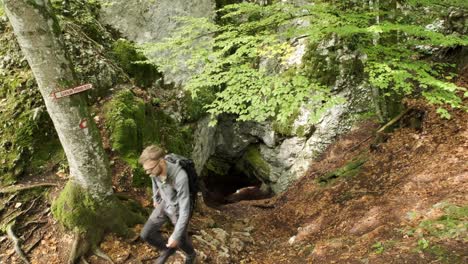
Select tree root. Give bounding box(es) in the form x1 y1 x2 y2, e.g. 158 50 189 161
80 256 90 264
68 231 115 264
68 232 90 264
25 232 44 254
6 222 30 264
93 247 115 264
0 183 58 194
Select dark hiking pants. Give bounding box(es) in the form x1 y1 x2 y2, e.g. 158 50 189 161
140 203 195 262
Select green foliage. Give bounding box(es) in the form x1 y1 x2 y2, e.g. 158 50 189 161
111 39 161 87
0 23 63 185
418 204 467 240
371 241 385 254
404 203 467 262
143 1 467 124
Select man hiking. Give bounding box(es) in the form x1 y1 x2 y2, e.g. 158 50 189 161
139 145 197 264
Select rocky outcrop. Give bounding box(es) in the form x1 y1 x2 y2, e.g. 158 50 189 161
99 0 215 85
192 36 373 194
99 1 373 194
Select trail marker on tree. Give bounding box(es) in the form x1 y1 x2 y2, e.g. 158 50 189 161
50 83 93 99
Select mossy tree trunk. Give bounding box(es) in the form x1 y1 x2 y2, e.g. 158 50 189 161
2 0 110 196
2 0 143 262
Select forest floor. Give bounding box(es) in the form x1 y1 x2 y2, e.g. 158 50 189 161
1 97 467 263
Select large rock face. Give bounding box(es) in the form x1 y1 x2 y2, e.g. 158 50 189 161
99 0 215 85
193 37 373 194
100 0 215 43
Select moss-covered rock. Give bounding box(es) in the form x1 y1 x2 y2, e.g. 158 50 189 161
204 157 232 177
52 181 145 244
236 145 270 182
104 89 193 186
110 39 161 87
104 90 145 156
272 110 299 137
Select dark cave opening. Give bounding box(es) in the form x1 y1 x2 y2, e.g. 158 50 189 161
201 164 264 206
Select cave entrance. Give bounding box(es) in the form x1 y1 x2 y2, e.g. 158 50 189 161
201 157 265 206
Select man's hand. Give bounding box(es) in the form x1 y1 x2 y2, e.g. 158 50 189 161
153 201 159 208
166 237 178 248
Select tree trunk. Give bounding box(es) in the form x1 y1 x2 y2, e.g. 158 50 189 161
2 0 111 196
2 1 144 262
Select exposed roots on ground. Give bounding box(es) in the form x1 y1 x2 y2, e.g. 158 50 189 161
68 232 90 264
0 183 58 194
6 222 30 264
68 231 116 264
92 247 115 264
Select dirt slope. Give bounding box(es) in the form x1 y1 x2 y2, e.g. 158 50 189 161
224 101 468 263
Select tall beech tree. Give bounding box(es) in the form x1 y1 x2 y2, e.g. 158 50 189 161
2 0 142 262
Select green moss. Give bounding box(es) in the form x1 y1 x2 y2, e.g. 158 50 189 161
422 244 464 264
302 39 364 88
180 91 208 122
272 110 300 136
236 146 270 180
296 125 306 137
111 39 161 87
204 158 231 176
52 181 145 244
0 18 65 185
104 90 145 156
104 89 193 187
50 0 103 41
318 156 367 185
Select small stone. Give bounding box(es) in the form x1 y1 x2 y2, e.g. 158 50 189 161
211 228 228 244
229 237 244 253
14 202 22 208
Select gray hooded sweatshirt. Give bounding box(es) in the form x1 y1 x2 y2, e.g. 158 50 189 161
150 160 190 242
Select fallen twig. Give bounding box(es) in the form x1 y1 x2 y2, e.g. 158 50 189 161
377 108 412 134
21 221 46 243
346 135 374 152
0 183 58 194
21 220 48 230
25 232 44 254
6 222 30 264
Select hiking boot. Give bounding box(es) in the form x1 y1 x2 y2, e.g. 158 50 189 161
185 252 197 264
155 248 176 264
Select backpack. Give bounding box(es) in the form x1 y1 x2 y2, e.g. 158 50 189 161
165 153 198 217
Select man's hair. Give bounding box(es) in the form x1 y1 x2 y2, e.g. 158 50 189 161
138 145 166 165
